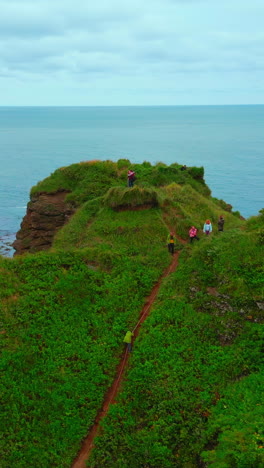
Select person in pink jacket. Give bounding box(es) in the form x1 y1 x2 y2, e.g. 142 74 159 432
189 226 199 243
127 170 136 187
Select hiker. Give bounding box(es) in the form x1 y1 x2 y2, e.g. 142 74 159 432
218 215 225 232
180 165 187 171
127 170 136 187
167 232 175 255
123 330 134 352
203 219 212 235
189 226 199 243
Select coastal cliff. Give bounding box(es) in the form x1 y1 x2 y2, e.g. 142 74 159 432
13 190 75 255
12 159 211 256
1 160 263 468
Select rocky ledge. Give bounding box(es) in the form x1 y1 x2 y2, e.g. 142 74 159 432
13 190 75 255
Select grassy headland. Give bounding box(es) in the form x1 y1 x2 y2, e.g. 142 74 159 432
1 160 263 468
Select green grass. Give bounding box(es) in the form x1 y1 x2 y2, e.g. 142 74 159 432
30 160 211 208
104 186 159 209
202 372 264 468
158 183 243 241
87 218 264 468
1 159 263 468
1 206 172 467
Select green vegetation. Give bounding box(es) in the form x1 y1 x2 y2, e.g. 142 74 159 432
104 186 159 210
88 224 264 468
1 209 169 468
31 159 210 206
1 160 263 467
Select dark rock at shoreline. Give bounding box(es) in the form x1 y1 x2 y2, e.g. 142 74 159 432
13 190 75 255
0 233 15 258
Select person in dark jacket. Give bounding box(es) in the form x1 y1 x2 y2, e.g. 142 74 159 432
218 215 225 232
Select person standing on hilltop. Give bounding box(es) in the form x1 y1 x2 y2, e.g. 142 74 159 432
189 226 199 243
167 232 175 255
203 220 212 235
218 215 225 232
127 170 136 187
123 330 134 352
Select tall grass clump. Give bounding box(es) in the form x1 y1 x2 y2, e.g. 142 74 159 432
104 186 159 209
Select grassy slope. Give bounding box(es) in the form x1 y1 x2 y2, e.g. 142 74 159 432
1 160 262 468
88 220 264 468
0 207 170 468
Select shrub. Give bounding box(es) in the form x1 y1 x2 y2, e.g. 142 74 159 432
117 159 131 169
246 209 264 232
142 161 152 168
187 166 204 180
257 229 264 246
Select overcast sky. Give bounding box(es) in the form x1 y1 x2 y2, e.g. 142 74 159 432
1 0 264 106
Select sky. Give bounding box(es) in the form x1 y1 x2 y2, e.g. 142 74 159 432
1 0 264 106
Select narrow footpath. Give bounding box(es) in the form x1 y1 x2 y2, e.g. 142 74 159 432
71 251 181 468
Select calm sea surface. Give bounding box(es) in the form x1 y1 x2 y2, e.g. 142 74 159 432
0 105 263 256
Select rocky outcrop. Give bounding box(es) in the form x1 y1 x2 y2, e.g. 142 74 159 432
13 190 75 255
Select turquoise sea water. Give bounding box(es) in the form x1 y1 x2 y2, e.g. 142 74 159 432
0 105 263 256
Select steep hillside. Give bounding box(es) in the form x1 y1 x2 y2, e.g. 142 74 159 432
13 159 217 254
1 160 263 468
88 222 264 468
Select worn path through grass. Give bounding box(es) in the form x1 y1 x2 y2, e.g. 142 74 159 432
71 249 182 468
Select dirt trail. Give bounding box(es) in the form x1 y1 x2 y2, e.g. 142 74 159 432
71 251 180 468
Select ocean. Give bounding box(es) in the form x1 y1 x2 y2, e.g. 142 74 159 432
0 105 263 257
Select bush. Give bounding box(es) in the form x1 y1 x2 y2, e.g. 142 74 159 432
117 159 131 169
257 229 264 246
187 166 204 180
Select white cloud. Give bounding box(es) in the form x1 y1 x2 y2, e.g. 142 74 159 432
0 0 264 104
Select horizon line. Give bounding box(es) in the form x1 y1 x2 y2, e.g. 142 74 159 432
0 103 264 108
